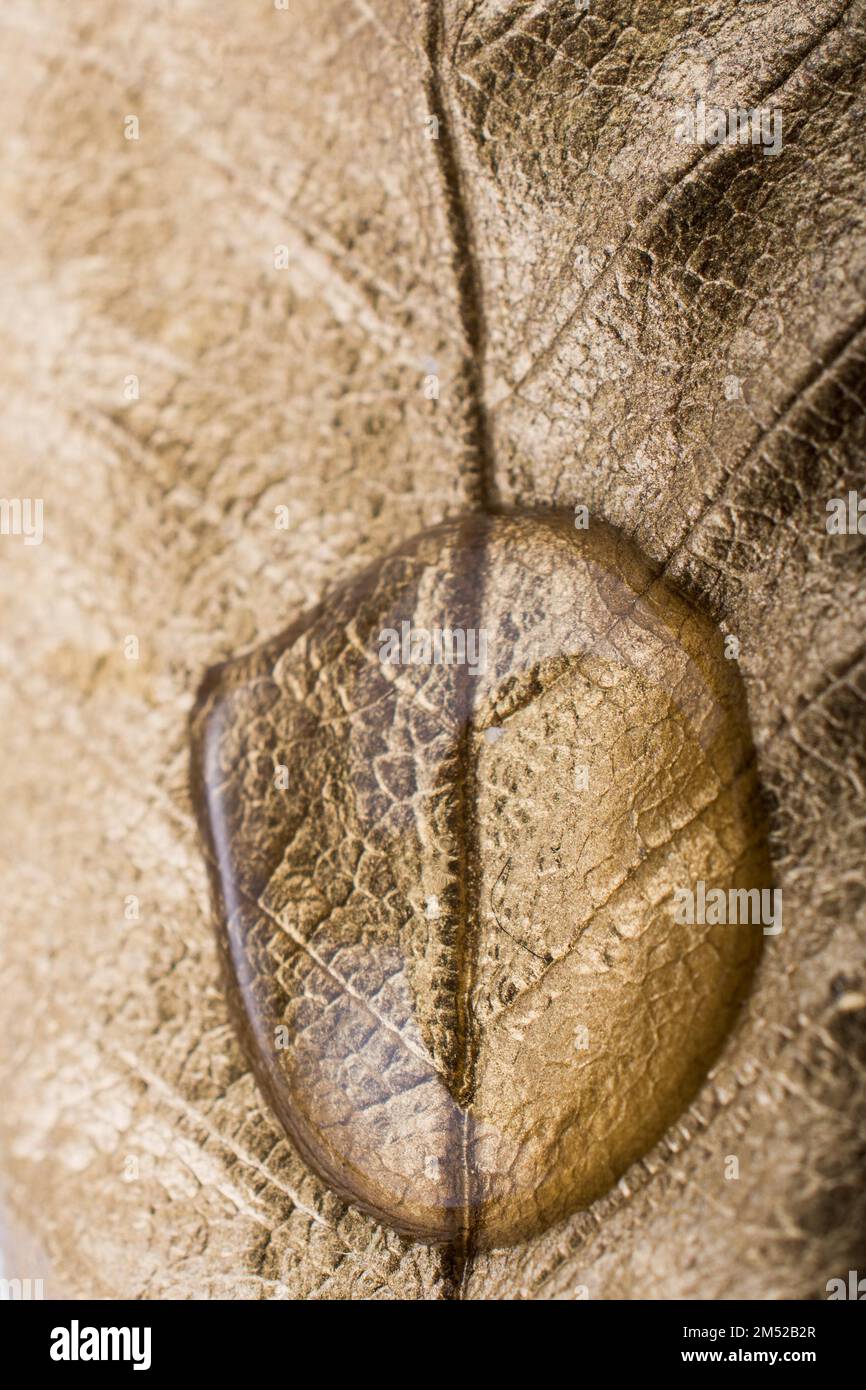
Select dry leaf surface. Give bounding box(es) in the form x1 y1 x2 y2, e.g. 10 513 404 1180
0 0 865 1299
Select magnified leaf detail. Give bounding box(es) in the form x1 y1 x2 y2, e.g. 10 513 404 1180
191 512 771 1253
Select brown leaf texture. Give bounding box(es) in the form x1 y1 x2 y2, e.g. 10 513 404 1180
0 0 865 1299
191 512 768 1259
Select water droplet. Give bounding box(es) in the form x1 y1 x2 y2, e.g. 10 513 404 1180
191 514 770 1248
